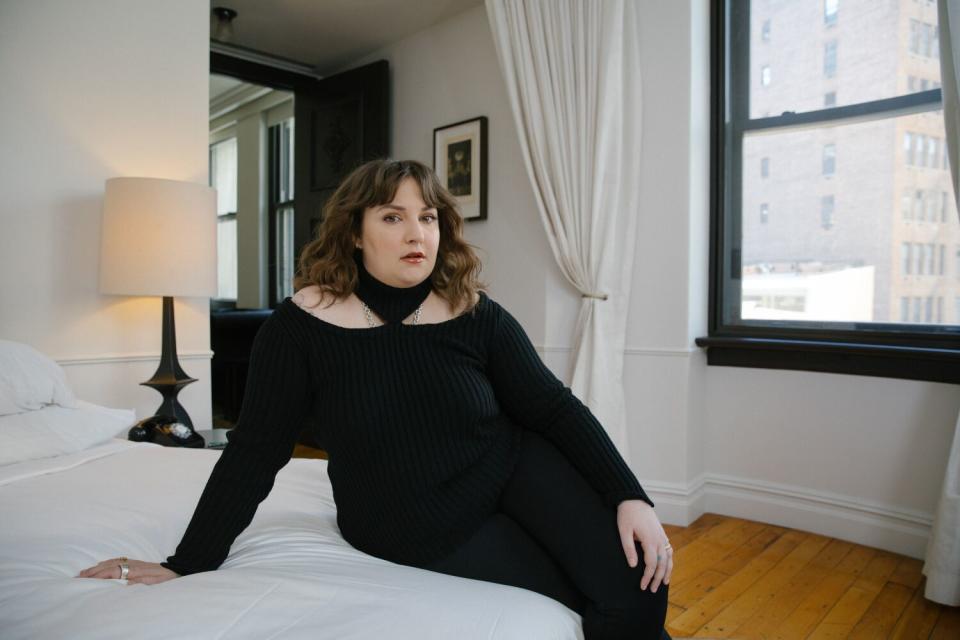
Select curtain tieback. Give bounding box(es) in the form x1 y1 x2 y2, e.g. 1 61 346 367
581 292 609 301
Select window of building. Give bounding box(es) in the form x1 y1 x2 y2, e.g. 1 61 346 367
210 137 238 301
943 191 950 222
821 195 834 230
940 244 946 275
910 20 938 58
824 40 838 78
926 190 938 221
762 19 771 42
824 0 839 26
928 137 939 168
761 156 769 177
706 0 959 384
822 144 836 176
760 203 769 223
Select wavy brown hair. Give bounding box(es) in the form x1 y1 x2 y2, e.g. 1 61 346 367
294 158 485 314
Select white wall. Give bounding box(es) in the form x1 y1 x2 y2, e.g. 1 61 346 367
347 1 960 559
0 0 212 427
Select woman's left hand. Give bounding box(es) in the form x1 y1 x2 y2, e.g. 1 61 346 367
616 499 673 592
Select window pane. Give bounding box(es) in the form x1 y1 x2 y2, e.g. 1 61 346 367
276 205 295 300
751 1 940 118
217 217 237 300
740 110 959 325
210 138 237 215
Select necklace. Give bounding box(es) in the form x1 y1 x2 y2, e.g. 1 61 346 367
362 301 422 327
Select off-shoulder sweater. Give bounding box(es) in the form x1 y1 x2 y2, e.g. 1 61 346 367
162 292 652 574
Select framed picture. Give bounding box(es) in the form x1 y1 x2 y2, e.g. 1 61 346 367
433 116 487 221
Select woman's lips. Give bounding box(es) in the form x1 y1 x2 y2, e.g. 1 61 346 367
402 256 425 264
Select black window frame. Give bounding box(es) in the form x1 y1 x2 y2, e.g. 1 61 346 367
698 0 960 385
267 118 295 308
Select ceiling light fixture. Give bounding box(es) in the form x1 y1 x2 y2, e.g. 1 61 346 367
211 7 238 43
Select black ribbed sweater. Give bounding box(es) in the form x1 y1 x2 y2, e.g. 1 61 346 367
162 292 653 575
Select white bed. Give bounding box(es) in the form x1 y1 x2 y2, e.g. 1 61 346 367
0 437 583 639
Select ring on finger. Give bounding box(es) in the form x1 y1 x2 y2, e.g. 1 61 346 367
119 562 129 580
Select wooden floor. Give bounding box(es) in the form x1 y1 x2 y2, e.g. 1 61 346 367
662 513 959 639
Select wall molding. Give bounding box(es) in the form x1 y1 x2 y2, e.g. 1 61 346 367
56 351 213 367
537 345 697 357
642 472 932 559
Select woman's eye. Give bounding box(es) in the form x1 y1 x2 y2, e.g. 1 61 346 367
421 214 438 223
383 215 400 223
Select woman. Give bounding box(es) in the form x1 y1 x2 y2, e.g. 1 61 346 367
79 159 674 639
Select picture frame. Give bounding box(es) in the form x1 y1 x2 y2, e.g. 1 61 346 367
433 116 487 221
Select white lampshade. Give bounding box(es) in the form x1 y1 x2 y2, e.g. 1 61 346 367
100 177 217 298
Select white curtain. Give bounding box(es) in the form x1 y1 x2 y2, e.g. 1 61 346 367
922 0 960 607
484 0 642 455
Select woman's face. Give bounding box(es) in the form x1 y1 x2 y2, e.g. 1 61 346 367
358 177 441 288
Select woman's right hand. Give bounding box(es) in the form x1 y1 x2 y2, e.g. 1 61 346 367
76 557 180 585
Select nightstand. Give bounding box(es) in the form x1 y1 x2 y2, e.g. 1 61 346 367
195 428 328 459
196 428 231 450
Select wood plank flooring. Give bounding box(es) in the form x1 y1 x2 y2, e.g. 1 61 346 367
662 514 959 639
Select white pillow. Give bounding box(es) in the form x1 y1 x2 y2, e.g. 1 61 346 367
0 400 135 466
0 340 78 415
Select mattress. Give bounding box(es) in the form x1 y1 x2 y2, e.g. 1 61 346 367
0 439 582 639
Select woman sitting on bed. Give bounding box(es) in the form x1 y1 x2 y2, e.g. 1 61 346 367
79 158 674 640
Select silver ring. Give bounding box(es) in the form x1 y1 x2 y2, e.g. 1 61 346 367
119 562 129 580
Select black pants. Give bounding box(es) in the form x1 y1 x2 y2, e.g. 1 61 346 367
424 429 670 640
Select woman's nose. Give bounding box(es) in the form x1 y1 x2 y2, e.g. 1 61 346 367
404 219 425 242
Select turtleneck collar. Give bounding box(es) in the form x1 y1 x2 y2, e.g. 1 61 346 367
353 250 433 324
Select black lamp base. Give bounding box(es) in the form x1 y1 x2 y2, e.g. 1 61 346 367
141 296 198 430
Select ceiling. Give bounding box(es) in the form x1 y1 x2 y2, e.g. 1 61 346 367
209 0 484 76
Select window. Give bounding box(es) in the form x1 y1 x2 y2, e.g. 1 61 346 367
901 191 912 220
762 19 771 42
925 190 937 221
824 0 838 26
821 195 834 229
822 144 836 176
928 137 939 168
210 137 238 301
704 0 959 384
824 40 838 78
942 191 950 222
268 117 295 306
761 157 769 178
940 245 945 275
910 20 938 58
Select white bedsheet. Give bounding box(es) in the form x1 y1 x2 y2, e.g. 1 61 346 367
0 440 582 639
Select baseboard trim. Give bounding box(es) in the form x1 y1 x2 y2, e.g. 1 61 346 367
56 351 214 367
643 473 932 559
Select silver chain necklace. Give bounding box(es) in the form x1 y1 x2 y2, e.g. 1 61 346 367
361 302 422 327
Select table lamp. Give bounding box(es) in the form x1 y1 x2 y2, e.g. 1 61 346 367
99 177 217 431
